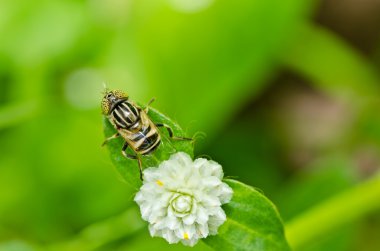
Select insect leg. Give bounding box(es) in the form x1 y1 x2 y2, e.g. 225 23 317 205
155 123 192 141
101 132 120 146
144 98 156 114
121 143 143 180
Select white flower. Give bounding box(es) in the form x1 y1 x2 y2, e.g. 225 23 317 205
134 152 233 246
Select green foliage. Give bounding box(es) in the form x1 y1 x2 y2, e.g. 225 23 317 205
103 107 290 250
275 158 358 251
49 206 146 251
2 0 380 250
0 101 39 129
276 157 357 221
282 24 380 101
125 0 316 138
286 173 380 250
205 180 290 251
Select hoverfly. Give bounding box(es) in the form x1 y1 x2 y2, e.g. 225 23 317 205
101 89 191 180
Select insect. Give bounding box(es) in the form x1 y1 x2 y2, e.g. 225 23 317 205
101 89 191 180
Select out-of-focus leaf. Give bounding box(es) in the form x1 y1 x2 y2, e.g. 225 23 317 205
0 101 39 129
285 173 380 250
0 241 35 251
275 158 357 251
123 0 316 138
49 206 145 251
0 1 86 65
282 23 380 102
276 157 356 220
205 179 290 251
353 213 380 251
204 118 285 196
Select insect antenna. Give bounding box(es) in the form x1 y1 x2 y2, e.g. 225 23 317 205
102 82 110 95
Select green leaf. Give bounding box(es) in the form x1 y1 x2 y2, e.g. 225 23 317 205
103 106 194 189
204 179 290 251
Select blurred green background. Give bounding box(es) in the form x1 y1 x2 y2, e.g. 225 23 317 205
0 0 380 250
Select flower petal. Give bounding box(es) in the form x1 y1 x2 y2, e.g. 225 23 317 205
195 206 209 225
134 152 233 247
183 214 196 225
218 183 233 204
197 222 209 238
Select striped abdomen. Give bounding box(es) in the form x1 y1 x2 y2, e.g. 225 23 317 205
111 101 161 155
129 123 161 155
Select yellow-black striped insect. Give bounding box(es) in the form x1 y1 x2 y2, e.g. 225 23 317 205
101 89 191 180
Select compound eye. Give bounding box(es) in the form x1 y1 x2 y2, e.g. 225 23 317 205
101 99 110 115
113 90 128 99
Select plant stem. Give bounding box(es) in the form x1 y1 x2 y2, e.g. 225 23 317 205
285 173 380 250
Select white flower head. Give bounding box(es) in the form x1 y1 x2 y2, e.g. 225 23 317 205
134 152 233 246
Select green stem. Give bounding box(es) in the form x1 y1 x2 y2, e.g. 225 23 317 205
285 173 380 250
